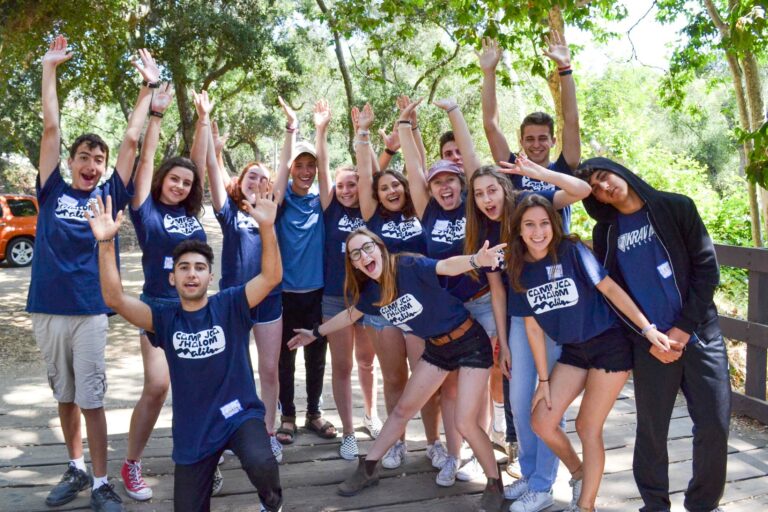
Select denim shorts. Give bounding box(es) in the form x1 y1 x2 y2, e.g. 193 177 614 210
558 326 633 372
250 293 282 325
361 313 394 331
322 294 363 324
139 294 180 337
463 291 496 338
422 320 493 372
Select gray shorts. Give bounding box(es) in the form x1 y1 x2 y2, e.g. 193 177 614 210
31 313 109 409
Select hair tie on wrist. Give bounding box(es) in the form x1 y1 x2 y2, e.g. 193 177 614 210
312 323 322 339
97 238 115 244
558 69 573 76
357 129 370 136
385 148 398 156
142 80 161 89
149 110 164 118
539 378 549 383
398 119 412 125
469 254 480 270
446 105 459 114
641 323 657 336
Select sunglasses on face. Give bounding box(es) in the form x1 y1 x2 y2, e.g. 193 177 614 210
348 241 376 261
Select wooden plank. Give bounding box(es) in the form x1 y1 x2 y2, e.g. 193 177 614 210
715 244 768 273
732 393 768 425
746 269 768 401
719 316 768 350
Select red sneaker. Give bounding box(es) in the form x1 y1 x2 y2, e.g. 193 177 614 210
121 459 152 501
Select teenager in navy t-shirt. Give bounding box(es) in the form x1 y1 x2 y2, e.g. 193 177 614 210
87 180 283 512
287 227 510 509
195 92 285 464
353 103 446 472
506 194 671 512
320 162 379 461
121 86 207 501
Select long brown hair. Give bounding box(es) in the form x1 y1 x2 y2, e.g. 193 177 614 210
464 166 520 278
343 227 405 308
508 194 578 292
227 161 272 212
150 156 203 217
372 169 416 219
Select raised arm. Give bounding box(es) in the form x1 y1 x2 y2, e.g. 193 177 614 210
397 95 426 173
86 196 153 331
544 31 580 170
377 121 400 171
314 99 334 210
273 96 297 205
498 154 590 208
353 104 378 221
39 35 73 186
477 37 511 163
434 98 482 179
242 181 282 307
132 84 174 209
436 240 506 276
287 306 364 350
398 99 429 218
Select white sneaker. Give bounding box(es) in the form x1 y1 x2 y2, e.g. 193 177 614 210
503 478 529 500
381 440 407 469
569 477 582 508
509 489 554 512
363 414 383 439
426 441 448 469
456 455 484 482
490 427 506 451
218 454 225 465
270 435 283 464
435 455 459 487
211 466 224 496
506 442 521 478
260 502 283 512
339 434 359 460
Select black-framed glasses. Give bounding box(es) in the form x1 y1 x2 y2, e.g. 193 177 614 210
348 241 377 261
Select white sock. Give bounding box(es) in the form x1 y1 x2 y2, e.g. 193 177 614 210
92 475 108 490
70 456 86 472
492 401 506 432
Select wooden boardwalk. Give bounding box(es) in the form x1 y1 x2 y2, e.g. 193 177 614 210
2 210 768 511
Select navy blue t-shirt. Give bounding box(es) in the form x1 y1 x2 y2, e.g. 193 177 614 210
508 240 617 344
422 195 486 301
276 184 324 291
323 193 365 297
27 166 132 315
149 286 265 464
616 207 682 332
508 152 573 232
367 209 426 254
131 199 206 299
356 256 469 338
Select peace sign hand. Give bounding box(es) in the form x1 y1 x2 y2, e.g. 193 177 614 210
475 240 507 270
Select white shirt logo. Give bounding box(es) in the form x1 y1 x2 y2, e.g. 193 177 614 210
522 176 555 192
164 214 203 236
379 293 423 331
173 326 225 359
431 218 465 245
338 213 365 233
55 195 95 222
526 278 579 314
236 210 259 230
381 217 422 241
617 223 656 253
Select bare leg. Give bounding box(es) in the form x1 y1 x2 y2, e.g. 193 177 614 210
327 321 355 435
126 334 170 461
441 371 462 456
370 326 408 441
353 324 377 418
366 360 447 461
81 407 108 477
253 319 283 433
405 334 441 445
59 402 83 460
455 367 498 478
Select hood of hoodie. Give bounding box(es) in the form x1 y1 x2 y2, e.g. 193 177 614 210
579 157 658 222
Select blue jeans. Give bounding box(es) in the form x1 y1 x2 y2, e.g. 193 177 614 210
464 291 497 338
508 316 563 492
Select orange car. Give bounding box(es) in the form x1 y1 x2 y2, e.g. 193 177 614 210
0 194 38 267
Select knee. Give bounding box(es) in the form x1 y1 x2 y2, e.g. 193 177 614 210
143 380 169 403
242 449 277 475
390 402 416 424
382 367 407 390
332 357 354 378
575 417 603 444
454 413 477 438
531 412 556 440
259 361 279 383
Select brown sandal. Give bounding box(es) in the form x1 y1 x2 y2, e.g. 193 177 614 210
276 415 297 445
305 412 337 439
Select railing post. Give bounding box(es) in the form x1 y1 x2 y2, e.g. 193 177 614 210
746 269 768 401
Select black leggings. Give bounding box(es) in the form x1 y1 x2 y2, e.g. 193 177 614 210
278 289 327 418
173 418 282 512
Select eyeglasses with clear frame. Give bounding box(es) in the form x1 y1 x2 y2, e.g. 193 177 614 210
348 241 377 261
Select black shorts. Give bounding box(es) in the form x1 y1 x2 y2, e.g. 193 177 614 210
421 320 493 372
558 326 633 372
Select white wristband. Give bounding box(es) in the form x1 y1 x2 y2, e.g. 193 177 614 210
357 129 370 136
641 324 657 336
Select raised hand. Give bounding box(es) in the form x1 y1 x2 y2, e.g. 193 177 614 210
287 328 317 350
543 30 571 68
357 103 374 131
151 83 174 113
42 34 73 68
242 180 278 227
433 98 458 112
475 240 507 270
475 37 502 73
85 196 123 241
212 120 229 155
313 98 332 130
397 95 420 125
278 96 298 129
497 153 546 180
132 48 161 84
193 89 214 118
379 121 400 152
350 106 360 132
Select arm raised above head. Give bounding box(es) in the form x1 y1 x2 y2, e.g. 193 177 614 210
242 181 282 308
477 37 511 164
273 96 297 206
39 35 73 187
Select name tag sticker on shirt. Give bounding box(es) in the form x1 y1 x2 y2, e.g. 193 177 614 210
657 261 672 279
341 242 346 253
546 264 564 280
220 399 243 419
163 256 174 270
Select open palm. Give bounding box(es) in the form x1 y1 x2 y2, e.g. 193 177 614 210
42 35 72 68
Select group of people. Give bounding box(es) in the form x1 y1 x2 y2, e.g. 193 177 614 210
27 30 731 512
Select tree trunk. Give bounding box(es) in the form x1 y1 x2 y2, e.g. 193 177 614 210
741 50 768 240
547 6 565 157
316 0 356 161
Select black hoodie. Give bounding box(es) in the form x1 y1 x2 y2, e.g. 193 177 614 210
580 157 721 341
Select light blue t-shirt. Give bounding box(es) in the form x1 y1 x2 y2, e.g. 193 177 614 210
27 166 133 315
276 183 324 291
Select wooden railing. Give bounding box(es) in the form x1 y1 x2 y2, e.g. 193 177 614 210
716 244 768 424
